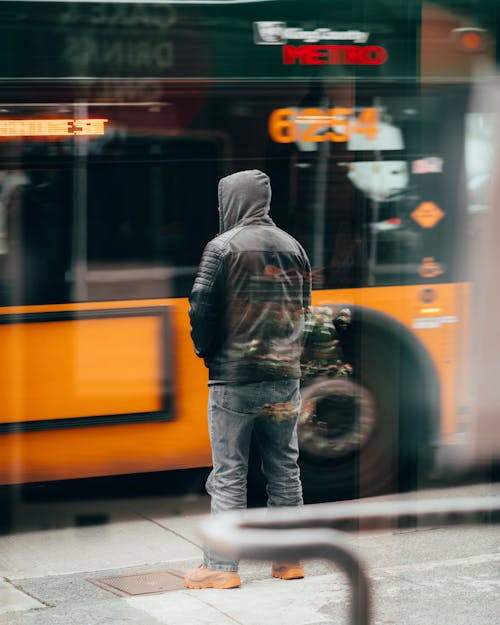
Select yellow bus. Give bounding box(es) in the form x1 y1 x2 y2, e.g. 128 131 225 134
0 0 496 501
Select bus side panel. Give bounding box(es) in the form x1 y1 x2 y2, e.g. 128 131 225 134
0 298 211 485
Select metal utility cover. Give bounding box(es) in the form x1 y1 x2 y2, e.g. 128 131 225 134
90 570 185 596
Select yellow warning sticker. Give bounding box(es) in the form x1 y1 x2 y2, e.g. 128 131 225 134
411 202 445 228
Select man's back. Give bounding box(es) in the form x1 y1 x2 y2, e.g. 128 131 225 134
189 170 311 383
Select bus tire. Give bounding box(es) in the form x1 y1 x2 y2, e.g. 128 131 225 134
298 307 437 503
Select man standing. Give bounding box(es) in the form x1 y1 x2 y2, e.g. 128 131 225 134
184 170 311 589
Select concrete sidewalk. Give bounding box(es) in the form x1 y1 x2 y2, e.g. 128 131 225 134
1 483 499 625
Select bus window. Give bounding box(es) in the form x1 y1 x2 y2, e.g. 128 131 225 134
0 129 224 305
85 135 222 300
0 142 72 306
288 87 466 289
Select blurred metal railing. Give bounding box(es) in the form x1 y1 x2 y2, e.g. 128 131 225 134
201 495 500 625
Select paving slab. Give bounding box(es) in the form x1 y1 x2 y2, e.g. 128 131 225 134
0 599 163 625
127 574 349 625
0 580 44 616
11 558 334 608
0 519 202 578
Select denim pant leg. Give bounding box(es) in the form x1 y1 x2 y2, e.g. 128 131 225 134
203 384 253 571
254 379 304 508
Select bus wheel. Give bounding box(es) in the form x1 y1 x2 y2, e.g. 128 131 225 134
298 327 405 502
298 375 395 503
298 317 435 503
298 377 377 463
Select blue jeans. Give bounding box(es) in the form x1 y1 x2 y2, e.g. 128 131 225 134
203 379 303 571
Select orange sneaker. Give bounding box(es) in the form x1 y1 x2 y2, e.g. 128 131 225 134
272 562 305 580
184 565 241 589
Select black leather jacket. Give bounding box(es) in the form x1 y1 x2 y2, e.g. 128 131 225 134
189 170 311 383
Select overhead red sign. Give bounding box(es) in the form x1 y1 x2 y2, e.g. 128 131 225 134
282 45 388 65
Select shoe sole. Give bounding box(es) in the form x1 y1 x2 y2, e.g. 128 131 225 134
184 578 241 589
272 569 304 580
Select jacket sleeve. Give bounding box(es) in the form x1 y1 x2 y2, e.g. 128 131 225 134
189 241 225 360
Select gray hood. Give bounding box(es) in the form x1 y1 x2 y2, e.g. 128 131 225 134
218 169 275 233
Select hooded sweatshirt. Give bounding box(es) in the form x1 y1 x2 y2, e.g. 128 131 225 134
189 169 311 383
